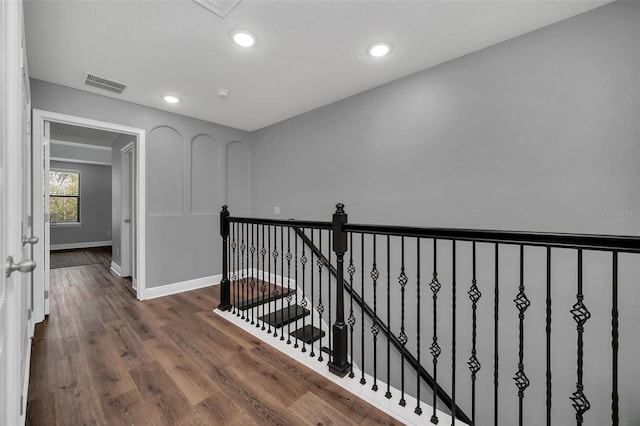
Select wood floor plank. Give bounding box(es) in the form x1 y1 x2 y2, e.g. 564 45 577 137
79 332 137 400
128 361 195 426
207 366 304 425
53 379 107 426
100 388 162 426
103 319 154 370
192 395 256 426
27 249 399 426
143 335 220 405
289 391 359 425
25 392 56 426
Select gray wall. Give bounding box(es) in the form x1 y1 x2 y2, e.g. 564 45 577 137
32 79 251 288
50 160 112 246
250 2 640 237
248 2 640 425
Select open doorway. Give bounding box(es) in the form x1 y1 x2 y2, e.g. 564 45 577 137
32 110 146 323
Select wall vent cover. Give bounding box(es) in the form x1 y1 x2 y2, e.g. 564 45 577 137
84 73 127 94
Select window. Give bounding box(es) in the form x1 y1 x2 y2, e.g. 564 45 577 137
49 170 80 223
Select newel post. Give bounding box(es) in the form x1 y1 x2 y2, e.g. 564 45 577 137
328 203 350 377
218 205 232 311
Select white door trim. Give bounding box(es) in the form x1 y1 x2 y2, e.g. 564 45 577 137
32 110 147 315
120 142 134 278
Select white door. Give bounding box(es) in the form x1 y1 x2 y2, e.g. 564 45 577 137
121 143 132 278
1 0 35 423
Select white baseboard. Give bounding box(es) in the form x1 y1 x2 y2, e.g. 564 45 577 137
110 261 122 276
143 274 222 300
51 240 112 251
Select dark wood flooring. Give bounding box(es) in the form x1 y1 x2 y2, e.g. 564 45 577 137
50 246 112 269
26 258 398 425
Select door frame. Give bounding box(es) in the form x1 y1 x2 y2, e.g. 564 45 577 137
32 110 147 319
120 142 134 280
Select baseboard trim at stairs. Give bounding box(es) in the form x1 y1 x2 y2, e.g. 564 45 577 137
214 307 468 426
144 274 221 300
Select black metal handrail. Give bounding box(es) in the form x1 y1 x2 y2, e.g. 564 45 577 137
293 226 472 424
345 223 640 253
219 204 634 426
229 216 331 230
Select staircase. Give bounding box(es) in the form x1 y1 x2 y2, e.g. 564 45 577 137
228 277 328 354
215 275 465 426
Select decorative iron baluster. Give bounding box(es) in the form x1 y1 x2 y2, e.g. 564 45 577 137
415 237 422 416
546 247 551 425
513 245 530 426
240 223 246 319
260 225 267 330
272 227 279 337
371 234 379 392
612 251 619 426
310 230 316 358
570 249 590 425
278 226 284 341
268 225 274 332
231 222 237 314
430 239 441 425
467 241 482 424
494 243 499 426
286 227 292 344
347 232 356 378
238 223 243 317
386 235 392 399
360 233 366 385
317 232 324 362
261 225 271 330
399 236 408 407
328 230 332 357
451 240 457 426
299 230 307 352
316 235 324 361
250 224 256 325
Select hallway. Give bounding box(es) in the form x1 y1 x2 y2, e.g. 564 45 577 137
25 260 397 425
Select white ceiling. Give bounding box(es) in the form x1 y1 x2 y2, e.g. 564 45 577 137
25 0 611 132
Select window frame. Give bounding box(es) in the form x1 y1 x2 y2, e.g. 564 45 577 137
49 168 81 225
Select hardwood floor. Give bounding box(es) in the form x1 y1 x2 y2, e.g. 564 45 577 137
26 261 399 425
49 246 112 269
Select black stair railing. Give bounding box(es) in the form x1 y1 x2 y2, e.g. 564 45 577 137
292 224 471 424
218 204 640 426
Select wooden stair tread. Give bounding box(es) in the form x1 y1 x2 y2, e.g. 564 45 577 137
290 325 325 345
236 287 296 310
258 305 310 328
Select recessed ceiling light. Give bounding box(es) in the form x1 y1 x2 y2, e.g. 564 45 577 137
232 30 256 47
163 95 180 104
368 42 391 58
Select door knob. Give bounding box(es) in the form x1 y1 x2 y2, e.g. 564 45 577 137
6 256 36 277
22 235 39 246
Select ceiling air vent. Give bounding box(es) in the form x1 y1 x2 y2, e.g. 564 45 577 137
84 73 127 94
